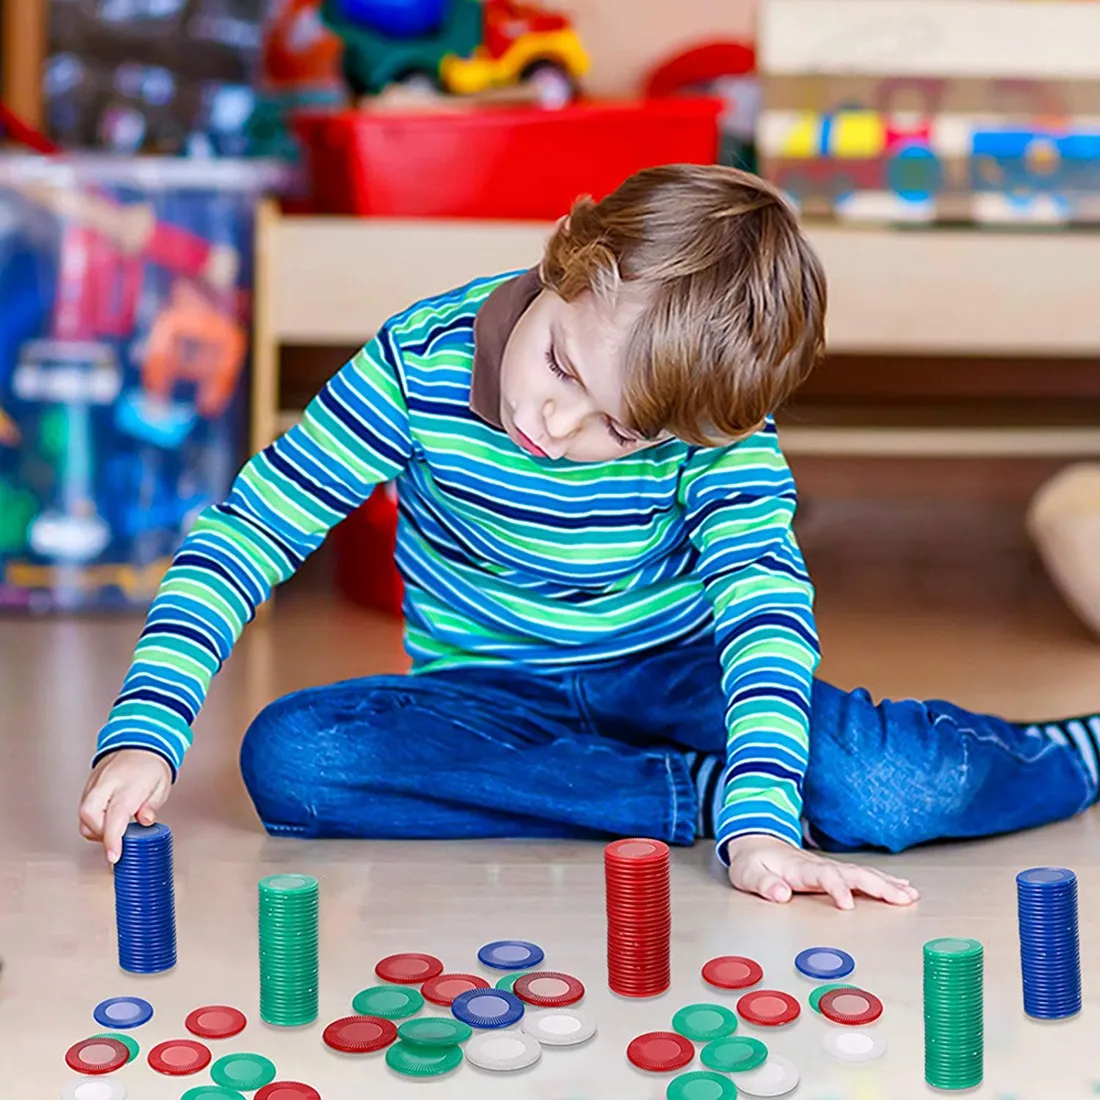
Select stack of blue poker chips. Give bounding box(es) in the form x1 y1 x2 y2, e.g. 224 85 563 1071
1017 866 1081 1019
114 822 177 974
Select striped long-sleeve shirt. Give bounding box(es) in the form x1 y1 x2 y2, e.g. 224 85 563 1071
95 270 820 856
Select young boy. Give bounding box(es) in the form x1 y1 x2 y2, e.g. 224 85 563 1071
80 165 1100 909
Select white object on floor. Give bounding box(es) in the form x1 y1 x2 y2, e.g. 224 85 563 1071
465 1029 543 1072
823 1026 888 1063
522 1007 597 1047
62 1080 127 1100
733 1055 801 1097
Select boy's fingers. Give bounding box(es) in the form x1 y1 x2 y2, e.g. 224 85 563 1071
136 803 157 826
731 859 792 903
78 787 110 840
102 797 133 864
796 861 854 910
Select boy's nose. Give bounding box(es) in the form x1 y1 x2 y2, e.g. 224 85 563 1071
543 399 579 444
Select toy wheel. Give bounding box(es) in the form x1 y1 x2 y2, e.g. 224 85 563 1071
342 50 374 98
390 69 441 94
521 60 577 108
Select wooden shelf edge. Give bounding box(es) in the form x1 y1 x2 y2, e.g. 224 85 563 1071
275 410 1100 458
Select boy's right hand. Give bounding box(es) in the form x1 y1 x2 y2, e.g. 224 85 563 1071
79 750 173 864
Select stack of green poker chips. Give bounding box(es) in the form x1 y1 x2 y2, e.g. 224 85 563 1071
924 937 983 1091
258 873 319 1027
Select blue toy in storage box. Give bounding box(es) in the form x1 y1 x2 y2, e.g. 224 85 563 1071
0 155 287 612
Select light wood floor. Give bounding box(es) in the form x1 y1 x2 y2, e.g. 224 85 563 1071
4 495 1100 1099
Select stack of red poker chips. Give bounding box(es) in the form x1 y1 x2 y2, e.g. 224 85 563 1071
605 837 671 998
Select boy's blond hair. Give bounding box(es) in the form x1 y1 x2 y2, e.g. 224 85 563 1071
539 164 826 447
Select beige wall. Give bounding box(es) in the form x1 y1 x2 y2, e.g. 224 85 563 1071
565 0 759 96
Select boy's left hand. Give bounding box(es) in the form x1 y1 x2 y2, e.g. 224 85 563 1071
726 834 919 909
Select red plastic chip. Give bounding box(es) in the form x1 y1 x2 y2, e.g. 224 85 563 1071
322 1015 397 1054
605 838 670 864
256 1084 322 1100
421 973 490 1006
626 1030 695 1072
736 989 801 1027
702 955 764 990
513 971 585 1007
185 1005 247 1039
65 1037 130 1075
148 1038 213 1075
374 952 444 984
818 986 884 1026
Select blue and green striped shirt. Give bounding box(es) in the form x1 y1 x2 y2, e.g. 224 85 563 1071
95 271 820 854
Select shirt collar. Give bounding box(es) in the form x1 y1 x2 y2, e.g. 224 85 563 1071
470 267 542 428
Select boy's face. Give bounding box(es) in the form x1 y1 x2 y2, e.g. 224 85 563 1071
499 288 669 463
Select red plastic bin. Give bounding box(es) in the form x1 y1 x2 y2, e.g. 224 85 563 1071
332 483 405 618
294 96 722 219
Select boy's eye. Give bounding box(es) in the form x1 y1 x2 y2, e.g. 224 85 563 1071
606 420 635 447
545 346 571 381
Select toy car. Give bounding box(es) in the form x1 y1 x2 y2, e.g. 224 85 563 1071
322 0 587 104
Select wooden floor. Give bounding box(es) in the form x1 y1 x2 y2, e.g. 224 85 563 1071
4 484 1100 1099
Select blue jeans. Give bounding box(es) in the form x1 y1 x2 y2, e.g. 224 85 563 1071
239 639 1095 852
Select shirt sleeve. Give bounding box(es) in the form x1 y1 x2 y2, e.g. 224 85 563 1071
93 330 414 775
677 419 820 859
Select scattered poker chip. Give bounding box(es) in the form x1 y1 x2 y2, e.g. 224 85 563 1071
374 952 444 985
478 940 545 971
736 990 800 1027
65 1037 130 1076
385 1040 464 1078
818 987 883 1026
627 1031 695 1073
63 1080 129 1100
465 1029 542 1072
91 1033 138 1063
180 1089 247 1100
255 1083 323 1100
495 972 530 992
322 1015 398 1054
185 1005 247 1040
699 1035 768 1074
397 1017 473 1047
148 1039 212 1076
92 996 153 1030
666 1070 738 1100
522 1008 597 1047
794 946 855 981
731 1055 800 1097
672 1003 739 1042
451 988 525 1029
513 971 585 1008
421 973 490 1006
808 982 859 1013
701 956 763 991
352 985 424 1020
822 1027 887 1063
210 1052 278 1092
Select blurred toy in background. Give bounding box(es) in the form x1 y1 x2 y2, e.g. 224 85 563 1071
644 41 759 172
756 0 1100 226
322 0 588 107
0 134 275 613
44 0 266 157
248 0 348 160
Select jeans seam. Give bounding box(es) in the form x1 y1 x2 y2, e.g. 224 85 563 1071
568 670 600 737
